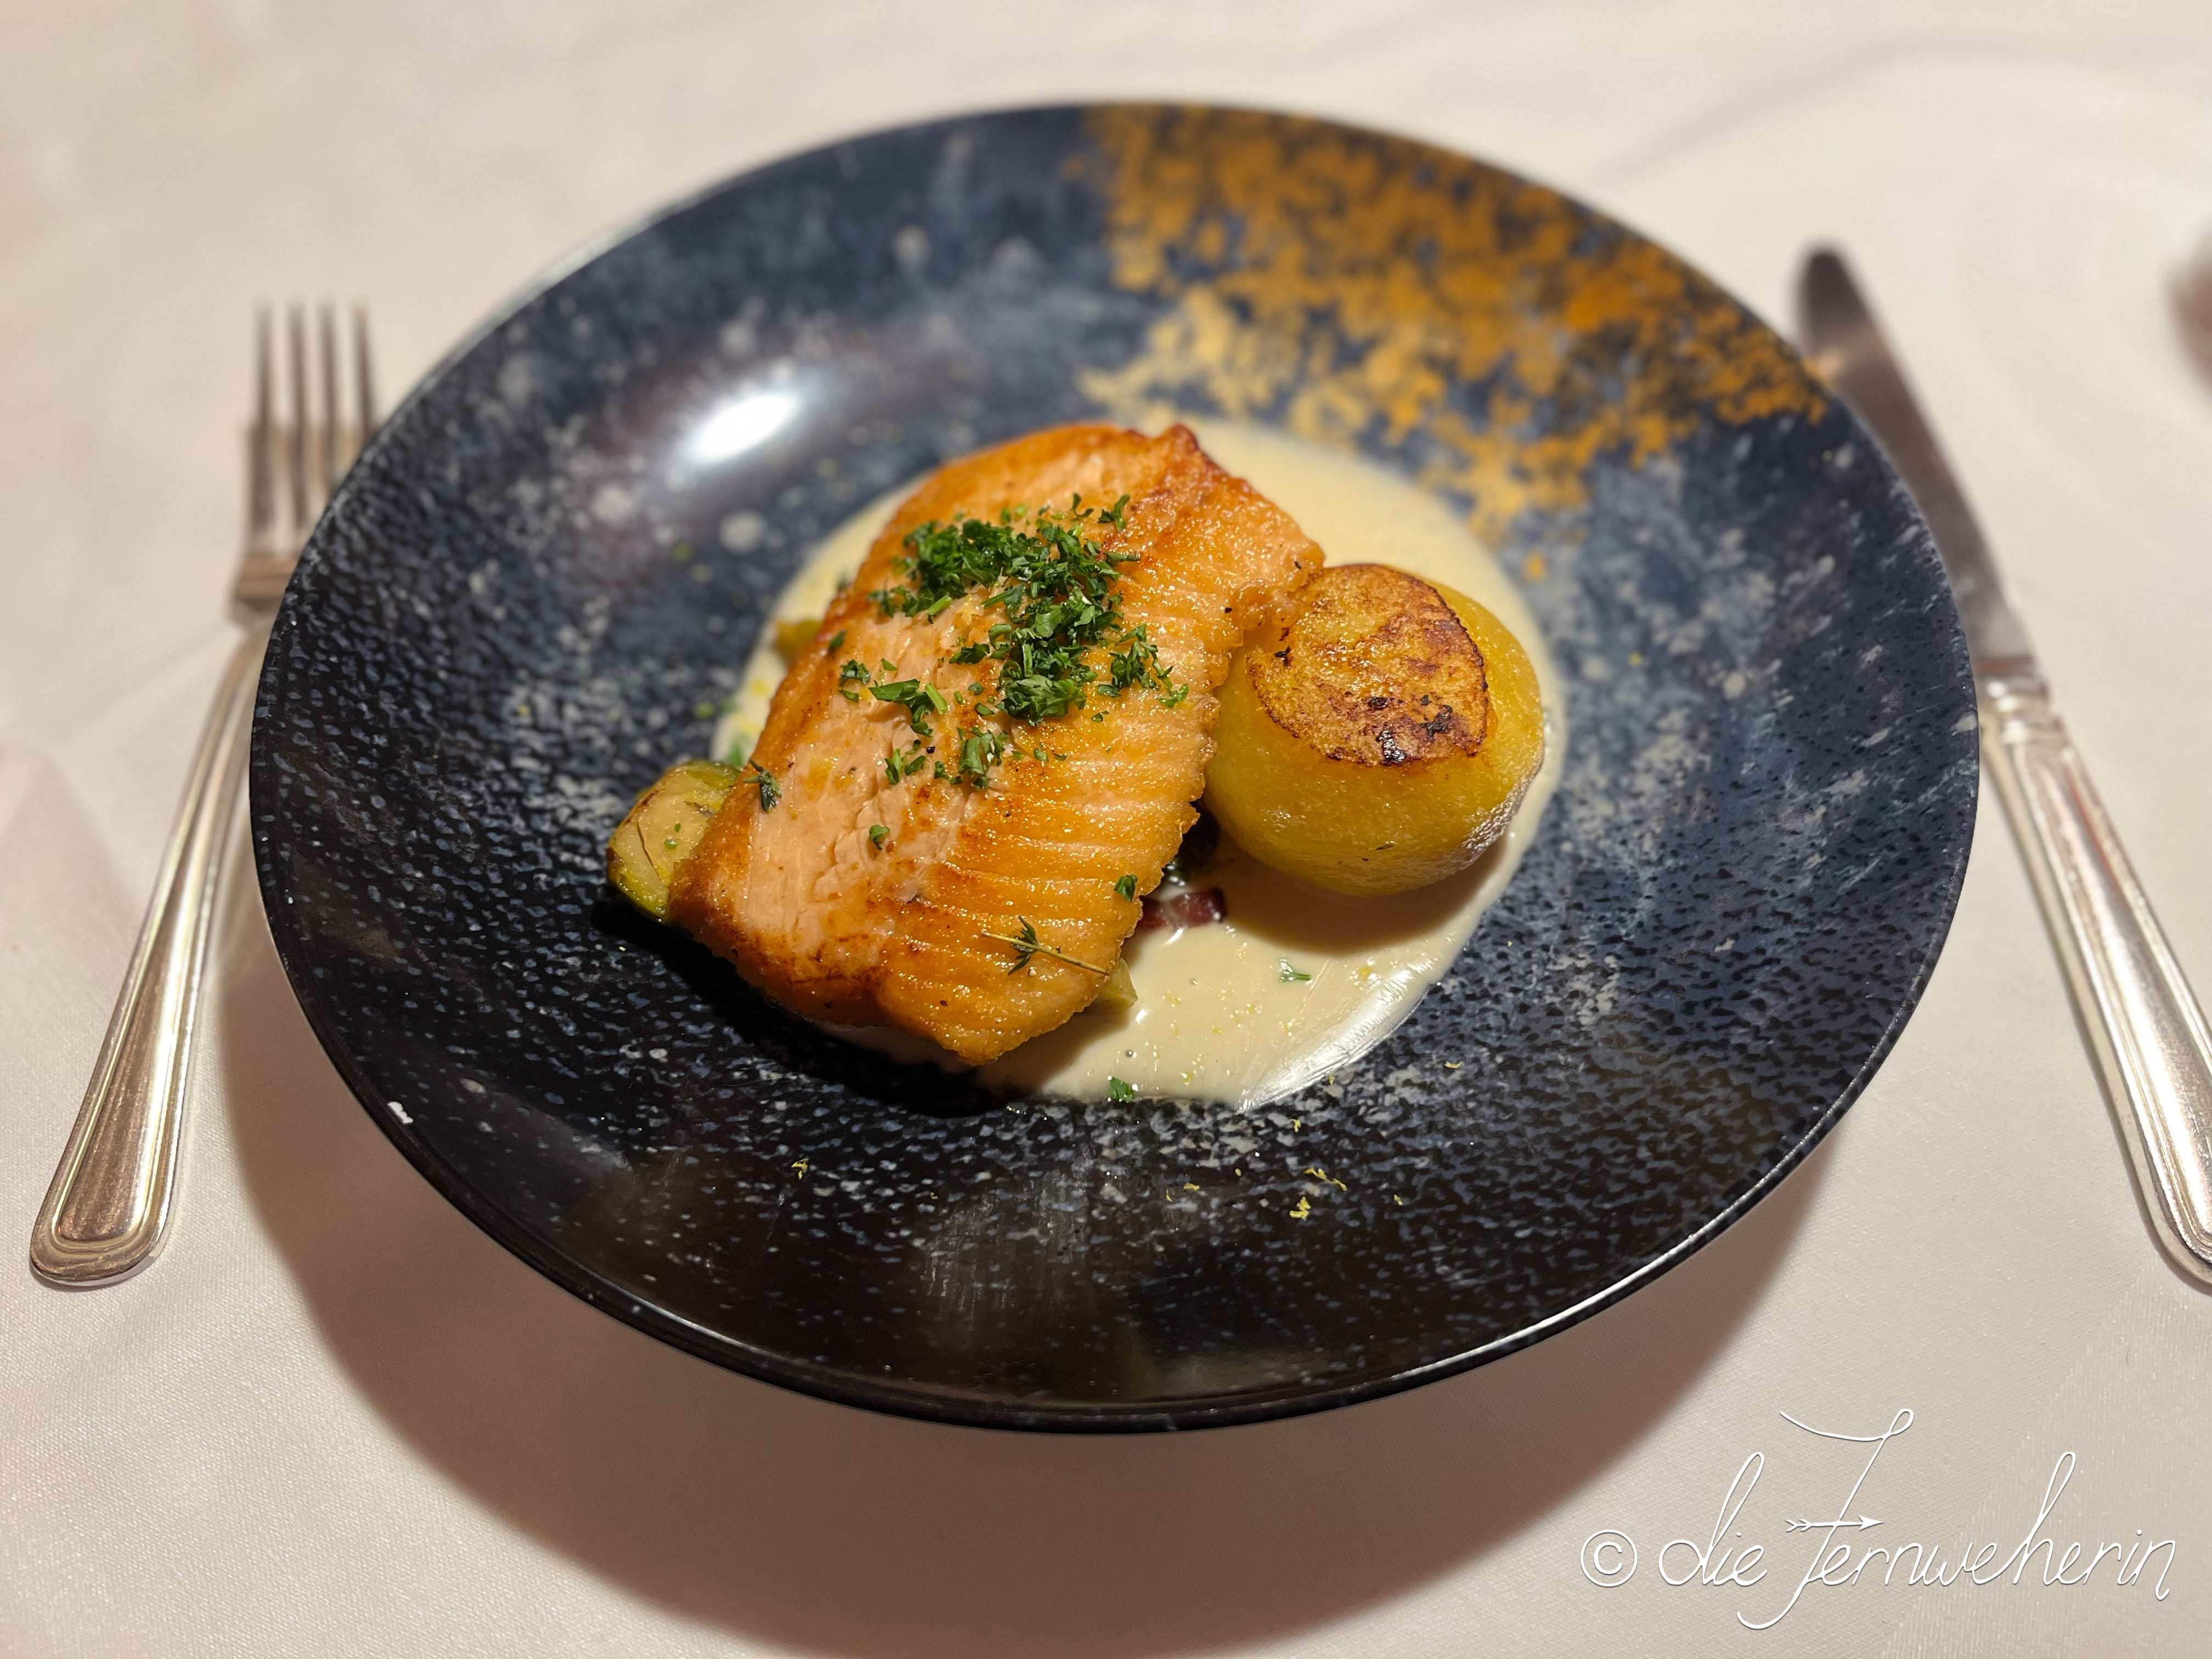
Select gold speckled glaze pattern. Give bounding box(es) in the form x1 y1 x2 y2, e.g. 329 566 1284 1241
1079 106 1824 545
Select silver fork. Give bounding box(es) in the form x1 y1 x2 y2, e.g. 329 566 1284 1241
31 308 377 1285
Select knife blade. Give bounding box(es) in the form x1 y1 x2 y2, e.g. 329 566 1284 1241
1797 246 2212 1285
1799 251 2033 669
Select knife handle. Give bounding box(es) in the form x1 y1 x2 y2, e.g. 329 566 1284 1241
1981 667 2212 1282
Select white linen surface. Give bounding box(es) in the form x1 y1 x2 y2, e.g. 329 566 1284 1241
4 3 2211 1654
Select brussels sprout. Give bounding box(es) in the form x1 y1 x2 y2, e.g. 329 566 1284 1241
1087 956 1138 1014
606 758 741 921
773 617 821 662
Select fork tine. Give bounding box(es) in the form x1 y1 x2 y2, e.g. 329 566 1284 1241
318 304 340 499
248 308 274 545
287 306 309 534
353 307 377 447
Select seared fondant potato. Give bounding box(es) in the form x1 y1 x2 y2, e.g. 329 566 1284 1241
608 759 742 921
1204 564 1543 895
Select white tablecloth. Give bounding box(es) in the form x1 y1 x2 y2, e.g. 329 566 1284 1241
6 3 2211 1654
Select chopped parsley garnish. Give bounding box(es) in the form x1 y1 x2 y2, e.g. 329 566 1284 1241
746 762 779 811
1105 627 1168 697
1105 1076 1137 1101
861 495 1187 783
840 659 949 734
823 629 845 653
953 725 1008 787
868 675 948 734
868 824 888 849
980 917 1110 976
884 741 929 785
1278 960 1312 983
1113 874 1137 901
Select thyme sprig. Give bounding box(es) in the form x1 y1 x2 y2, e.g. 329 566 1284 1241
980 917 1110 977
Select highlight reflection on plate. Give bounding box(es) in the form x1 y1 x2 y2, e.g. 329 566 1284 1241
251 104 1975 1430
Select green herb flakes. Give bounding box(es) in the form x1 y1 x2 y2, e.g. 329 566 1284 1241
884 742 929 785
858 494 1188 784
954 725 1008 787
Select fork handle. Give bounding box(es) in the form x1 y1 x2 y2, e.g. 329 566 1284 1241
30 627 265 1284
1982 668 2212 1283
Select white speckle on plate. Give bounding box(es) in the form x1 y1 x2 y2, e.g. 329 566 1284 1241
893 224 929 275
496 354 535 408
720 510 766 552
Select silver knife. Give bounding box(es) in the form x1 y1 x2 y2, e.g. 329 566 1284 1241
1799 247 2212 1284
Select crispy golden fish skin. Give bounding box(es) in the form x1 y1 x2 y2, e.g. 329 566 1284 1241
670 423 1321 1064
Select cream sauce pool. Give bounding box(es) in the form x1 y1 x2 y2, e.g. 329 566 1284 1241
713 422 1565 1107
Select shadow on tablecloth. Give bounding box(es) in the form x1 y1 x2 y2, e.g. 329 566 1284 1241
219 893 1827 1658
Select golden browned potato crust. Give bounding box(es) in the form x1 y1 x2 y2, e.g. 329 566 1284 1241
1248 563 1487 766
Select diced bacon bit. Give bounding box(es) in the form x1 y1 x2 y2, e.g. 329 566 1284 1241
1138 885 1228 931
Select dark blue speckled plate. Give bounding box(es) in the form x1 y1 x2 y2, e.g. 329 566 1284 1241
251 105 1976 1431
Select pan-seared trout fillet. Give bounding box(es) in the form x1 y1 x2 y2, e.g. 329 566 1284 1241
670 424 1321 1064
